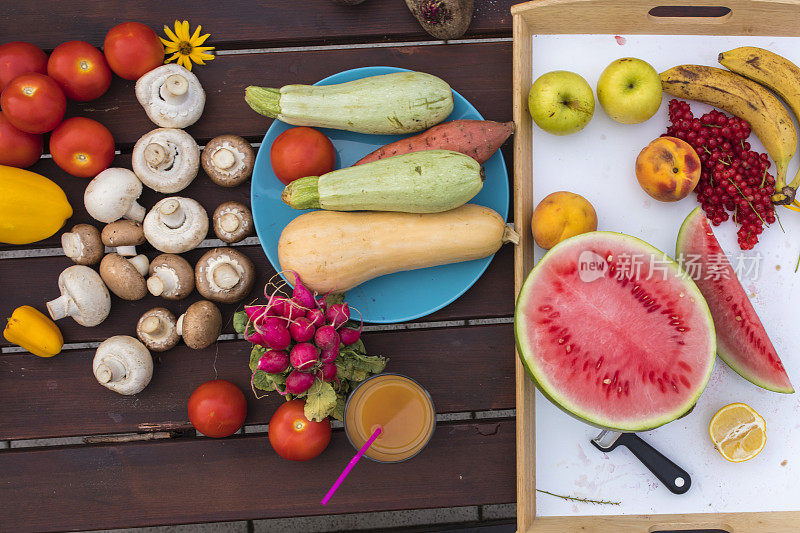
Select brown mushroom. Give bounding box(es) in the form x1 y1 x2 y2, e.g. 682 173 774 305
136 308 179 352
101 220 146 257
194 247 255 304
99 253 149 300
61 224 104 265
146 253 195 300
177 300 222 349
201 135 255 187
212 201 253 244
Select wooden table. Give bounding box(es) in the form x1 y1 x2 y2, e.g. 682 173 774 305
0 2 522 530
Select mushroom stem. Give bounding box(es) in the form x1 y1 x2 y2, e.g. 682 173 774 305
164 74 189 96
116 245 137 256
147 268 179 297
140 315 166 336
211 263 241 290
212 148 236 170
144 142 174 170
176 314 185 336
219 213 241 233
46 294 78 321
159 199 186 229
125 201 147 223
128 255 150 276
61 233 84 260
95 358 127 384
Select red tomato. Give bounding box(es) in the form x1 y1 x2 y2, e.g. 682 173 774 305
270 127 336 185
268 399 331 461
47 41 111 101
0 41 47 93
0 110 43 168
0 73 66 134
49 117 115 177
188 380 247 438
103 22 164 80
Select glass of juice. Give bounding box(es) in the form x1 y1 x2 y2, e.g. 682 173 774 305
344 373 436 463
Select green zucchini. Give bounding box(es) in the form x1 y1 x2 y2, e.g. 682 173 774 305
281 150 484 213
245 72 454 135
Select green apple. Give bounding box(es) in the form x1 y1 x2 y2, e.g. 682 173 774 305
596 57 662 124
528 71 595 135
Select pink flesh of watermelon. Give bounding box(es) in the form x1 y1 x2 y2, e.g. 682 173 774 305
676 207 793 393
515 232 716 432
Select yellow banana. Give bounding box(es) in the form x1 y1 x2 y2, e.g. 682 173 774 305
719 46 800 204
660 64 797 204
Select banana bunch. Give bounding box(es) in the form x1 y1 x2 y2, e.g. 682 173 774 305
662 47 800 205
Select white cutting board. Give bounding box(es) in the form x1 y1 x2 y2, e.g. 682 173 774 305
530 34 800 517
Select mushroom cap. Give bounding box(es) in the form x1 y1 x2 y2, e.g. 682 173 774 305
93 335 153 395
195 247 256 304
147 253 195 300
132 128 200 193
99 253 148 300
179 300 222 349
101 220 145 247
201 135 255 187
136 307 179 352
84 168 145 224
212 201 253 244
51 265 111 327
135 64 205 129
143 197 209 253
61 224 104 266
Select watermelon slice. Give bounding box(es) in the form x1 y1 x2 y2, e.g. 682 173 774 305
515 231 716 432
676 207 794 393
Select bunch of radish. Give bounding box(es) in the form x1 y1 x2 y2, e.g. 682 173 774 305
244 273 362 396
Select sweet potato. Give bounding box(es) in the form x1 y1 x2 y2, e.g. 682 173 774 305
355 119 514 166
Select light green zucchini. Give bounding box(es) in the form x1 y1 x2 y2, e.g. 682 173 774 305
281 150 484 213
245 72 454 134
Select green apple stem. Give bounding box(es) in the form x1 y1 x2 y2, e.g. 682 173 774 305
564 99 593 116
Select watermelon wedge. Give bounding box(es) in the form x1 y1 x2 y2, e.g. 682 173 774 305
515 231 716 432
676 207 794 393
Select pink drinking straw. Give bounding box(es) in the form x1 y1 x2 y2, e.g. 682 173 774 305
321 426 382 506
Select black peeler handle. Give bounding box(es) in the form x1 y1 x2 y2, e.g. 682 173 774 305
615 433 691 494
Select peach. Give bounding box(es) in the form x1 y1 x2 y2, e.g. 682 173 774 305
635 136 701 202
531 191 598 250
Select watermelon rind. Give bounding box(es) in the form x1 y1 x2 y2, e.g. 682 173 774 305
676 207 794 394
515 231 716 432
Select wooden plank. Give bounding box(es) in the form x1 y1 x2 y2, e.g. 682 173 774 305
0 323 515 440
0 419 515 532
0 1 518 51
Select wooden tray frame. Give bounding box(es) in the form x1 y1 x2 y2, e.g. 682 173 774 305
512 0 800 531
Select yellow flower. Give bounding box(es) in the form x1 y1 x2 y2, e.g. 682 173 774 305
161 20 215 71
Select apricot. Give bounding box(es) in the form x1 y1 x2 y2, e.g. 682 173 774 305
531 191 598 250
635 136 700 202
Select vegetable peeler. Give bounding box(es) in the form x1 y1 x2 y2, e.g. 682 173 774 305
591 430 691 494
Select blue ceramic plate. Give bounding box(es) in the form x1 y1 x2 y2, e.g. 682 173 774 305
251 66 509 323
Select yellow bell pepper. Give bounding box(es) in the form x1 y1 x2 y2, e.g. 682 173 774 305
3 306 64 358
0 165 73 245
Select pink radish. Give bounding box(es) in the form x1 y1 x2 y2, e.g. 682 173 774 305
339 327 360 346
318 362 337 383
257 350 290 374
316 297 327 310
289 317 315 343
320 345 338 363
266 297 287 317
290 342 319 372
245 329 268 347
263 322 291 351
283 299 306 320
285 370 315 395
326 303 350 329
314 325 340 351
290 273 317 309
245 304 268 323
306 308 325 329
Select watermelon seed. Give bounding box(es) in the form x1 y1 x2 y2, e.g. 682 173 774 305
736 316 742 321
565 344 573 353
596 357 603 369
603 378 611 384
677 327 686 332
557 338 565 344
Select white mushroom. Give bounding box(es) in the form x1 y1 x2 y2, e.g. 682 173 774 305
137 308 179 352
99 253 149 300
201 135 255 187
212 201 253 244
61 224 104 265
132 128 200 193
147 253 195 300
135 64 205 129
84 168 146 224
101 220 145 256
143 197 208 253
46 265 111 327
177 300 222 349
93 336 153 395
195 247 256 304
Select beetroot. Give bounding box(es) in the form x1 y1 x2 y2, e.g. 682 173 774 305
314 325 340 351
306 308 325 329
291 272 317 310
318 362 337 382
320 345 338 363
290 342 319 372
289 317 315 343
258 350 290 374
326 303 350 329
285 370 315 395
339 327 360 346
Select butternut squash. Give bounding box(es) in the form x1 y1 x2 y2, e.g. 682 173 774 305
0 165 73 245
278 204 518 293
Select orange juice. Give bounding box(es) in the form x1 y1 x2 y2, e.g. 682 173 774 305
344 374 435 463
